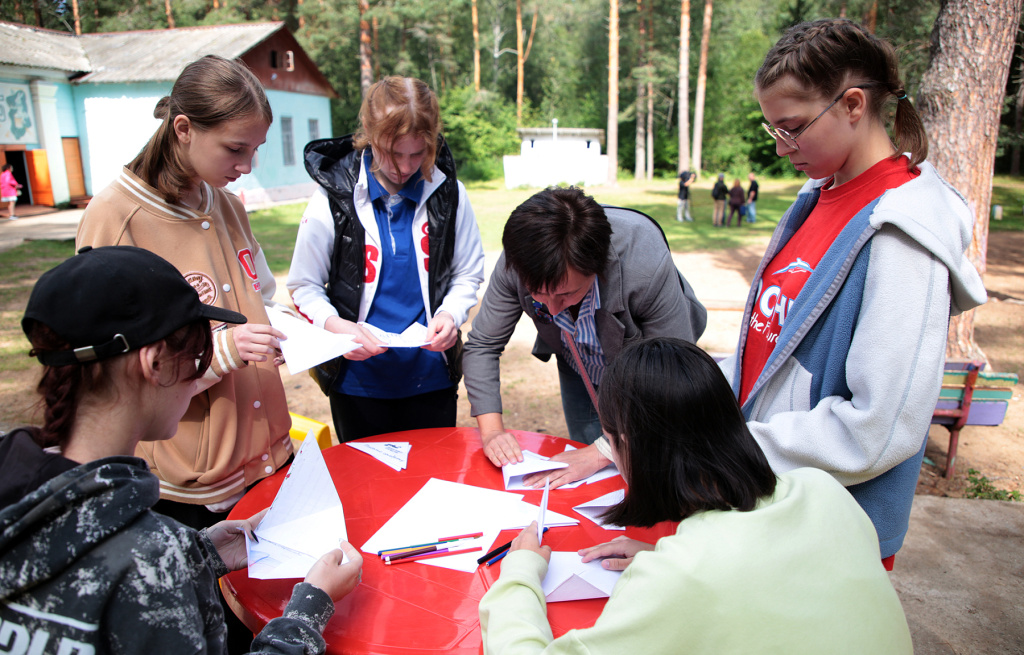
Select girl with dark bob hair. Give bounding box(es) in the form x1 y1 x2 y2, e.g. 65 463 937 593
480 338 912 654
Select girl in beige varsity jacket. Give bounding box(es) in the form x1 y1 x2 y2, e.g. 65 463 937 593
76 55 292 529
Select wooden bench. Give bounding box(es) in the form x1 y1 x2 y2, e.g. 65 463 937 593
932 361 1018 479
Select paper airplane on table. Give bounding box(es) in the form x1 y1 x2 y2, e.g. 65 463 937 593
267 307 359 375
503 498 579 530
246 432 348 579
573 489 625 530
556 445 621 489
502 450 570 490
347 441 411 471
359 321 430 347
542 552 622 602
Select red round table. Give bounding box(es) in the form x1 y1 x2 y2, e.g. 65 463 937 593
222 427 676 654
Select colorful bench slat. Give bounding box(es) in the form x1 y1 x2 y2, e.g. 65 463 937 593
931 361 1018 479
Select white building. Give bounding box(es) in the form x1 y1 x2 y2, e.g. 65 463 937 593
503 123 607 188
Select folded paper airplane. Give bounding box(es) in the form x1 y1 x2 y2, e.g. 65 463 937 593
267 307 359 375
246 432 348 579
347 441 411 471
359 321 430 347
542 551 622 602
502 450 570 490
572 489 625 530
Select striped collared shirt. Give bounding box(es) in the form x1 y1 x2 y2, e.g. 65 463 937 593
553 278 606 387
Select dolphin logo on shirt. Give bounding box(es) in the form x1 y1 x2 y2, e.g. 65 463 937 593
772 257 814 276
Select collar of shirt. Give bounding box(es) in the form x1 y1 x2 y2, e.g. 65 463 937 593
553 277 605 386
364 151 424 208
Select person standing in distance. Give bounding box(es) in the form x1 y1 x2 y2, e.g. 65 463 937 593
676 170 695 222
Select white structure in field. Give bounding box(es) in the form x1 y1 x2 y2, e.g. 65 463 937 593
503 121 607 188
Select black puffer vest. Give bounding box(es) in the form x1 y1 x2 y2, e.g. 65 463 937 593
302 134 463 395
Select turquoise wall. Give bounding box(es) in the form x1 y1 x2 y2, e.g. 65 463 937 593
237 88 333 194
55 82 78 137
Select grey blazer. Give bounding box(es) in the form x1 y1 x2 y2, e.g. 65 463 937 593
463 206 707 416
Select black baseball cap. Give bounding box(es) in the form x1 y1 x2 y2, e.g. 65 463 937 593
23 245 247 366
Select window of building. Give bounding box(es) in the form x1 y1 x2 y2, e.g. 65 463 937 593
309 118 320 142
281 117 295 166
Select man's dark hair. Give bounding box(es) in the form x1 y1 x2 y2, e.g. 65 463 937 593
598 338 777 528
502 186 612 292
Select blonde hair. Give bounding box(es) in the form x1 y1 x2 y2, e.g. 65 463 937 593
129 55 272 204
353 76 441 182
755 18 927 169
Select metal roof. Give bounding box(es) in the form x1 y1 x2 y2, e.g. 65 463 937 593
0 22 91 72
0 21 283 82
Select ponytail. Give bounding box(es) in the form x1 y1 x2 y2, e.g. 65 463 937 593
891 89 928 168
127 55 272 204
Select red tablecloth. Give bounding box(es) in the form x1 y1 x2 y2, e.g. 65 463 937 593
223 426 676 654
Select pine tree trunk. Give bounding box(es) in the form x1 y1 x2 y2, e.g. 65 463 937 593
607 0 620 186
1012 41 1023 177
918 0 1023 360
691 0 712 177
647 79 654 181
359 0 373 96
677 0 691 173
516 0 524 125
634 0 646 180
72 0 81 34
472 0 481 92
165 0 175 29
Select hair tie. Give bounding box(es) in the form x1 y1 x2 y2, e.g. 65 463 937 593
895 89 908 101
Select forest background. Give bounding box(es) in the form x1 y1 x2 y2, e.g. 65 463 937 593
3 0 1023 182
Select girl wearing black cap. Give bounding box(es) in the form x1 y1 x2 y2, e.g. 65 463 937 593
0 246 361 655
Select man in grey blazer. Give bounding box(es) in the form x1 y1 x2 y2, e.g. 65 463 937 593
463 186 706 486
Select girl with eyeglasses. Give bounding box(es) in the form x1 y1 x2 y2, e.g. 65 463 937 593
719 19 987 569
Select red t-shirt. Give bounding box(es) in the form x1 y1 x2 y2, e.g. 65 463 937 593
738 157 919 406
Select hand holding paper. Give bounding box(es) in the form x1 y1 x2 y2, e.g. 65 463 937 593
502 450 569 490
542 552 622 602
246 434 349 579
267 307 359 375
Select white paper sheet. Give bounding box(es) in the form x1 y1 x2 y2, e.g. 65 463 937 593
359 321 430 347
572 489 626 530
542 551 622 602
267 307 359 375
361 478 524 573
502 450 570 490
346 441 411 471
246 433 349 579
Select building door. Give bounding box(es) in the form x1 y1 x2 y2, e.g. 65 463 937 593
25 149 53 206
62 137 87 200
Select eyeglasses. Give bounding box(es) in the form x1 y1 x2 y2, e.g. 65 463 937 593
761 85 871 151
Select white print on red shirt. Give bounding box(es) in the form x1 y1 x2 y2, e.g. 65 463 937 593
237 248 261 292
364 244 380 283
750 257 815 343
419 222 430 272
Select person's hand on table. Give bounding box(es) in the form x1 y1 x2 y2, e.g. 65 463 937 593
579 536 654 571
305 541 364 602
422 311 457 351
522 443 610 489
478 413 523 466
207 508 269 571
509 521 551 564
233 324 286 366
325 316 388 361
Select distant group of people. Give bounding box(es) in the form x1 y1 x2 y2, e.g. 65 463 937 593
701 171 758 227
0 16 988 655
